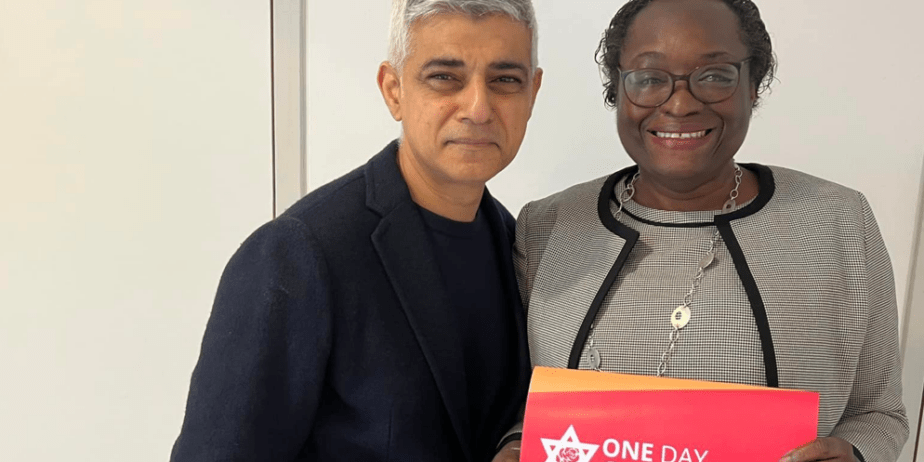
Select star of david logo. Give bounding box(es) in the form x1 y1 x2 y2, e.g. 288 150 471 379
541 425 599 462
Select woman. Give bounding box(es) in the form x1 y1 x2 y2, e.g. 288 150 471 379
498 0 908 461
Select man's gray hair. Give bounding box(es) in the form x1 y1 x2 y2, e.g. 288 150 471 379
388 0 538 72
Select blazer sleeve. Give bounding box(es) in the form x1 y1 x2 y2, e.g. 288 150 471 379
514 201 534 309
497 202 539 450
170 216 333 461
499 201 538 448
829 193 909 461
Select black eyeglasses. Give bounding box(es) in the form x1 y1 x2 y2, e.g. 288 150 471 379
618 58 751 108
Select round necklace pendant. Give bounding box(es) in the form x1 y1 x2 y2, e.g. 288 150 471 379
671 305 691 329
589 348 602 370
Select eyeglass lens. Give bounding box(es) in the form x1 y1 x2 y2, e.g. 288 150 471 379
623 63 740 107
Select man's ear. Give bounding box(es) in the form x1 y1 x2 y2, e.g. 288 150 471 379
378 62 403 121
528 67 544 115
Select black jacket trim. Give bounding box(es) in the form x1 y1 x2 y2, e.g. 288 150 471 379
566 170 641 369
715 220 779 387
619 163 773 228
853 446 866 462
853 445 865 462
714 164 779 387
579 164 780 387
720 163 775 220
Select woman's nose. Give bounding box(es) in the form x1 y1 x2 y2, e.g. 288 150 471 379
660 79 704 117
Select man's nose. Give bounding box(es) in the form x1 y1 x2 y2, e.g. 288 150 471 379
458 81 493 124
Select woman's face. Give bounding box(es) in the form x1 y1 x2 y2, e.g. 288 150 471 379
616 0 756 189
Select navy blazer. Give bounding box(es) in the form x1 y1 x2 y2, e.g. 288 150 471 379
171 141 531 462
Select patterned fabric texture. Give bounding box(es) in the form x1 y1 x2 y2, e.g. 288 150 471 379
514 164 909 461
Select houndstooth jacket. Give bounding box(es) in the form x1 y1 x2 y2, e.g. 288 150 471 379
514 164 909 461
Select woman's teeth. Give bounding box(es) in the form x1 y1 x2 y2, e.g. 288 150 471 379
654 130 707 139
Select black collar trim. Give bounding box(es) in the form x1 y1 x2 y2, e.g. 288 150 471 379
597 163 776 229
588 162 780 387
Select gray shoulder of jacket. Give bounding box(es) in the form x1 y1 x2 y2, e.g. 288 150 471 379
522 174 612 218
766 165 868 210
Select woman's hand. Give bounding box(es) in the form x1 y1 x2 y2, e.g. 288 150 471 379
779 437 859 462
492 440 521 462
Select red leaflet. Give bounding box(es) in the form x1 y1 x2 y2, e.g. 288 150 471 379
521 367 818 462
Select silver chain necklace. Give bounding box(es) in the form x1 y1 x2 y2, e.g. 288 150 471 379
587 165 743 377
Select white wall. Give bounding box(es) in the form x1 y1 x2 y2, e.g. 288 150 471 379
0 2 273 461
901 193 924 461
305 0 924 328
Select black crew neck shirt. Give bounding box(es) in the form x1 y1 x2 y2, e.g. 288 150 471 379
418 205 515 456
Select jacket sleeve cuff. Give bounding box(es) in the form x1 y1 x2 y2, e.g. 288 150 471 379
852 445 865 462
496 432 522 452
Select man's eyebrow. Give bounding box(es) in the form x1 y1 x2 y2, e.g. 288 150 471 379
421 58 465 70
420 58 529 73
490 61 529 73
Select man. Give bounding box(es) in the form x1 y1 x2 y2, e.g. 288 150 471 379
170 0 542 460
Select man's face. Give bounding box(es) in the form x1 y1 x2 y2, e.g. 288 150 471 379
379 13 542 192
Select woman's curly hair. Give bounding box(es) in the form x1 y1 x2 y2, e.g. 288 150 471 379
596 0 776 109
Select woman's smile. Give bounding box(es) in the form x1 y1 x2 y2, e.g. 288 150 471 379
647 128 715 150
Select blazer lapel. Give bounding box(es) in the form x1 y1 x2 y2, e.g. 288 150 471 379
527 178 633 369
365 144 472 462
481 193 531 392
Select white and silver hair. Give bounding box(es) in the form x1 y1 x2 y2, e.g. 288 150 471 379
388 0 539 72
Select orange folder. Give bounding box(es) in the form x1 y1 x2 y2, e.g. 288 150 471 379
521 366 819 462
